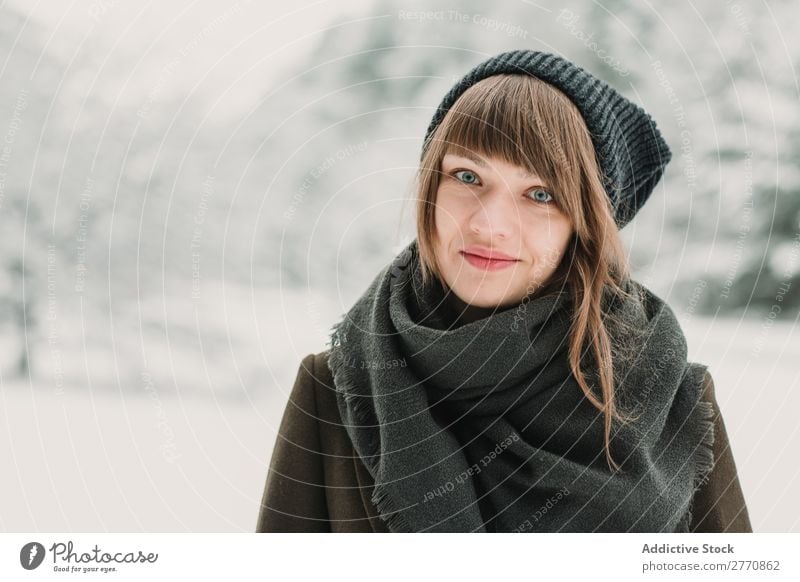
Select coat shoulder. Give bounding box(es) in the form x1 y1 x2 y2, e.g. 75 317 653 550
256 349 385 533
306 349 340 421
275 349 342 432
255 351 331 532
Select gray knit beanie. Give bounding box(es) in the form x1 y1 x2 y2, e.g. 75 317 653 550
422 49 672 229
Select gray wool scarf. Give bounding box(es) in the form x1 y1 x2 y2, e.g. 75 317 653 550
327 239 715 532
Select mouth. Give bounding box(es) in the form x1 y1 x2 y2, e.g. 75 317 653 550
460 251 520 272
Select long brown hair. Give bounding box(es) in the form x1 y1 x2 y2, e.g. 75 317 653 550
414 74 641 472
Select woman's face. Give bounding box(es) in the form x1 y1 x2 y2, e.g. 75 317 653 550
433 152 574 310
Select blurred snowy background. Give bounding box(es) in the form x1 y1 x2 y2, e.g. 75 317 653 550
0 0 798 532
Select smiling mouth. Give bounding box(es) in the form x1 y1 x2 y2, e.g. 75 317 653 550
460 251 520 271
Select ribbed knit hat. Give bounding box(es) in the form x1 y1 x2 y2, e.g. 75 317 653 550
421 49 672 229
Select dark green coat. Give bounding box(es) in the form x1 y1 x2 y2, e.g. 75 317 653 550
256 351 753 533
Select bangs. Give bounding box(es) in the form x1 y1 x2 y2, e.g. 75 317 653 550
431 74 587 207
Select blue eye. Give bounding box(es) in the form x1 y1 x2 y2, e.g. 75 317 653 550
527 188 554 204
453 170 480 185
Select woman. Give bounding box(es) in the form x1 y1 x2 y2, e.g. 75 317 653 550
256 50 752 533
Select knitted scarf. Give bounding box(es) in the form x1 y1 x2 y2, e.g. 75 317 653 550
327 239 715 532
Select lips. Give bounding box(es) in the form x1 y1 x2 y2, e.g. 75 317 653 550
462 245 519 261
460 250 520 272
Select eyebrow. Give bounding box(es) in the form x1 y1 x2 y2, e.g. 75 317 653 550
444 153 543 181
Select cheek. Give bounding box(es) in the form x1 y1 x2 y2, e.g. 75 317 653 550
524 218 572 262
552 218 574 253
434 189 468 237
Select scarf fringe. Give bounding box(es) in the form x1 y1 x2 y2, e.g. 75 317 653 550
328 321 417 533
680 364 717 532
370 482 417 533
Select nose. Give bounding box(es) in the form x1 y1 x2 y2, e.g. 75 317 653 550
468 188 516 239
